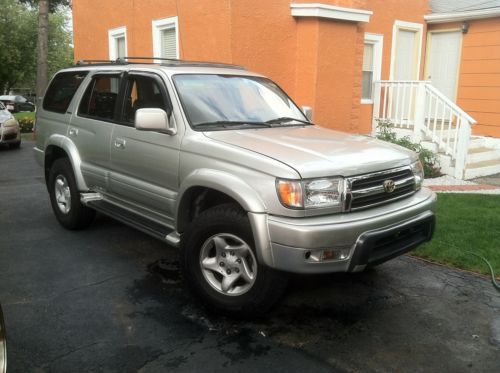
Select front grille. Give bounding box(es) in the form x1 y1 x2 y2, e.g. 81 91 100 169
2 133 17 141
348 167 416 211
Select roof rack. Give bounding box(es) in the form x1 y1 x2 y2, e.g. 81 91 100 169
75 59 127 65
74 57 245 70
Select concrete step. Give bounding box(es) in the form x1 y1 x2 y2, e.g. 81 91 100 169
464 159 500 179
467 147 500 164
436 153 454 176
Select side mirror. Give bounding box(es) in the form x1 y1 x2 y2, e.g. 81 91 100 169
135 108 176 135
302 106 313 121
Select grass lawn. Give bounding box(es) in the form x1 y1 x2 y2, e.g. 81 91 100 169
13 112 35 121
412 193 500 278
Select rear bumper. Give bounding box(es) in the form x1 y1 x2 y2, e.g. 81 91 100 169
250 188 436 274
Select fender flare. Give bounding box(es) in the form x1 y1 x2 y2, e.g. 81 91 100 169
176 169 274 266
44 134 89 191
176 169 267 219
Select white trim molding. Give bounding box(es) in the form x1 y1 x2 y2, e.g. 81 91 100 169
290 3 372 23
152 16 179 62
389 20 424 80
108 26 127 60
361 33 383 104
425 8 500 24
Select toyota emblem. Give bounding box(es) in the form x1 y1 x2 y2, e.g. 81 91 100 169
383 179 396 193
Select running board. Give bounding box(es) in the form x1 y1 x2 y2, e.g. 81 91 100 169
85 199 176 244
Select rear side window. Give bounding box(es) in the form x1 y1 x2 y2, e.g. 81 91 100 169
78 75 121 121
43 71 89 113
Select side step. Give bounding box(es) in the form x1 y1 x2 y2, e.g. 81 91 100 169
83 196 177 246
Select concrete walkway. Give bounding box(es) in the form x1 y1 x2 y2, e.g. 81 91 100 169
424 174 500 194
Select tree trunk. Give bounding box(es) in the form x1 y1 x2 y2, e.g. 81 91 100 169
36 0 49 99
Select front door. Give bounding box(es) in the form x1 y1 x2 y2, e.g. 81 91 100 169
390 26 422 124
426 31 462 102
108 71 180 227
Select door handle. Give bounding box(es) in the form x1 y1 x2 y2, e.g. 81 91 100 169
114 138 126 149
68 128 78 137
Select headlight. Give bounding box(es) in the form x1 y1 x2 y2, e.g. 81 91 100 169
277 177 344 209
410 160 424 190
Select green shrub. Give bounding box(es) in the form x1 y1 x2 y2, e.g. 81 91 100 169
376 119 441 178
17 117 35 133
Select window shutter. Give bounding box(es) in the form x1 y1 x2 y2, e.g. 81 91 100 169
160 28 177 59
116 37 126 58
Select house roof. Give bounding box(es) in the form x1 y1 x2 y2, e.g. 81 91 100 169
429 0 500 13
427 0 500 23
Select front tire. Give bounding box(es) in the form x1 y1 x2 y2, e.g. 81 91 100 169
181 204 287 317
48 158 95 230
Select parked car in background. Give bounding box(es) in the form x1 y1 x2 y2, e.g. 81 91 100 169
0 95 35 113
0 102 21 148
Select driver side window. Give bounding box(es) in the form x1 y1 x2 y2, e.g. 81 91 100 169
123 75 167 125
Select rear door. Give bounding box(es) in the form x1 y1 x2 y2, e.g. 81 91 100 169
108 71 181 226
69 72 122 191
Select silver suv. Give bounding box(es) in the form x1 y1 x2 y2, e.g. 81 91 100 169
35 59 436 316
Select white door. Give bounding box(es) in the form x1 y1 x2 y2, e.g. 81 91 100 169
393 29 419 80
426 31 462 102
390 29 420 124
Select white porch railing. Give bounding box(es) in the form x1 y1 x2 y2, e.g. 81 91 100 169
372 80 477 179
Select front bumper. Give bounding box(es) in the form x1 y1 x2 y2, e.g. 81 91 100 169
249 187 436 274
0 124 20 145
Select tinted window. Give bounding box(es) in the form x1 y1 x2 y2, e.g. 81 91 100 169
43 71 89 113
79 75 121 121
122 75 167 124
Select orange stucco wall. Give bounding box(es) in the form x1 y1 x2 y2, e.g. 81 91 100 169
72 0 429 134
429 18 500 137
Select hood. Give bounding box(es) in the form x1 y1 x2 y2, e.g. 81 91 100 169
0 109 13 124
204 125 416 178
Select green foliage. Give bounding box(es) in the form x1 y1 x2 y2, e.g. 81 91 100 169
413 193 500 278
0 0 37 92
376 119 441 178
0 0 73 93
18 117 34 133
13 112 35 132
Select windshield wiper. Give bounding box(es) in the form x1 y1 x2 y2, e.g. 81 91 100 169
194 120 272 128
265 117 311 125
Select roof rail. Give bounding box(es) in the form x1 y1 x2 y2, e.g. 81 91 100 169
75 59 127 65
74 56 246 70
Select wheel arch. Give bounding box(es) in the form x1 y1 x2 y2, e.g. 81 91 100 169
176 169 267 234
44 134 88 191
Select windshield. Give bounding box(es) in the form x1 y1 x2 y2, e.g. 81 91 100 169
0 102 5 110
172 74 308 128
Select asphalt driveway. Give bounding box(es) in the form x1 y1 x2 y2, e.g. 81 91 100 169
0 142 499 372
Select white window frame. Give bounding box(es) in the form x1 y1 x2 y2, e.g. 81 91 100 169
108 26 127 60
361 33 383 104
389 20 423 80
152 16 179 62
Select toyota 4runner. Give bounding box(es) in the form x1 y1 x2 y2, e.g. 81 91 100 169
34 58 436 316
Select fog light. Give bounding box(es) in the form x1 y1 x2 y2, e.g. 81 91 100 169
306 247 351 262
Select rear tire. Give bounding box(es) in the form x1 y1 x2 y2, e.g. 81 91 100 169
181 203 287 317
48 158 95 230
